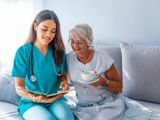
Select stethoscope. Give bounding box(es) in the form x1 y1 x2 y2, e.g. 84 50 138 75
30 43 64 82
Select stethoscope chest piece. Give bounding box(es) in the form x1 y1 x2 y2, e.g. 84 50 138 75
30 75 36 82
30 44 36 82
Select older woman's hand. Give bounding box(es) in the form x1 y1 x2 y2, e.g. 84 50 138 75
60 73 69 91
89 75 107 87
60 79 69 91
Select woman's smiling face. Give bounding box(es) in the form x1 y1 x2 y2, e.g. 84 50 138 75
34 19 56 46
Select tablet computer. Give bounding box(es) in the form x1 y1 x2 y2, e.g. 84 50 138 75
46 89 74 97
27 88 74 97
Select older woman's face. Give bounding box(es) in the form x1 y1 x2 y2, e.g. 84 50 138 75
69 35 89 56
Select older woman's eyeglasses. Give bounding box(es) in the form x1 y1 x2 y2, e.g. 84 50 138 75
68 39 85 45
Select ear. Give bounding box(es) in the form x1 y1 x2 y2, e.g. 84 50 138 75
33 23 38 31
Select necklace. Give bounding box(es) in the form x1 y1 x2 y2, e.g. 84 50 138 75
77 50 93 64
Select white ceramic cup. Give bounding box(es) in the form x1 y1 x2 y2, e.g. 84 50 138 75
81 71 98 82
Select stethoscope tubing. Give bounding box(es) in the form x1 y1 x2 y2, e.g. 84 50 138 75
30 43 36 82
29 43 64 82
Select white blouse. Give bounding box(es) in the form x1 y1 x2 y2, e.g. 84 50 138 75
67 50 114 104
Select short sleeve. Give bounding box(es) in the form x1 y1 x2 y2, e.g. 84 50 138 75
96 50 114 72
103 52 114 70
12 47 27 78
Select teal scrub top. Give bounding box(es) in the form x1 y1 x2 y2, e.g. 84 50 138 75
12 43 68 116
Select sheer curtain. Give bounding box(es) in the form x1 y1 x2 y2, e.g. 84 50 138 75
0 0 44 72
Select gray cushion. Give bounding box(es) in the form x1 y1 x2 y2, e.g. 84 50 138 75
120 42 160 103
0 72 20 105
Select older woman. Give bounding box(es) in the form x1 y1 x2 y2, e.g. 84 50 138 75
67 23 160 120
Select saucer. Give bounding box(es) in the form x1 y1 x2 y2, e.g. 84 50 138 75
79 78 99 84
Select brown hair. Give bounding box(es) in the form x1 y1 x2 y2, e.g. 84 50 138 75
26 10 65 66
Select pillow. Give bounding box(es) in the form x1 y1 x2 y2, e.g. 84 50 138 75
0 72 20 105
120 42 160 103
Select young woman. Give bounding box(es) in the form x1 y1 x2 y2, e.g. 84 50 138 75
12 10 74 120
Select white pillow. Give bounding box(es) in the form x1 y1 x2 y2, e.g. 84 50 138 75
120 42 160 103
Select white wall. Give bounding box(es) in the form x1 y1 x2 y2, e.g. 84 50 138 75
44 0 160 46
0 0 44 72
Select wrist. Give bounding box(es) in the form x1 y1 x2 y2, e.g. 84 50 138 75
104 79 109 87
32 95 38 102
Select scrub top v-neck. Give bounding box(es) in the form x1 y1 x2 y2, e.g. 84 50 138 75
12 43 68 115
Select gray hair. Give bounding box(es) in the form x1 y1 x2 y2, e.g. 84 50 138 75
69 23 93 46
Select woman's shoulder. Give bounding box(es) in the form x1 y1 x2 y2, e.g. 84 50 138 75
67 51 76 58
66 51 76 62
94 49 114 61
18 43 31 49
16 43 32 54
94 49 110 57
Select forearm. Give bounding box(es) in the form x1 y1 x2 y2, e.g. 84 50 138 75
15 77 63 103
60 72 68 81
106 79 122 92
105 64 123 93
16 86 36 101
